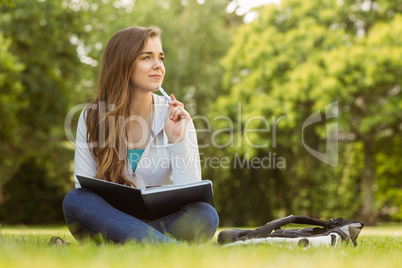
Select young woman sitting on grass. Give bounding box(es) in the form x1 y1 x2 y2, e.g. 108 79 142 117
62 26 219 245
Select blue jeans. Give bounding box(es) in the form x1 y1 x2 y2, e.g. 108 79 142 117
62 188 219 245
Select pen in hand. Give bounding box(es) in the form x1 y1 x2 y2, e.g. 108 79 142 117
158 86 172 103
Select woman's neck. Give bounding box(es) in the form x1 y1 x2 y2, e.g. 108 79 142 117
127 91 154 150
129 92 153 117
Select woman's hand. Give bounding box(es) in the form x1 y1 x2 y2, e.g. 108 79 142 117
164 94 191 144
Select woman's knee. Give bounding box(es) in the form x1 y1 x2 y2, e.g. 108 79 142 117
63 188 86 214
191 202 219 226
185 202 219 239
62 188 101 218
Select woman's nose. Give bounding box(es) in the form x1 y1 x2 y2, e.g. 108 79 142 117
153 59 163 69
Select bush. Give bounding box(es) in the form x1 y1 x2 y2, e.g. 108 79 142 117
0 156 66 224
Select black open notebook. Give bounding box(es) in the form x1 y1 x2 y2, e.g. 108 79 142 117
76 175 215 221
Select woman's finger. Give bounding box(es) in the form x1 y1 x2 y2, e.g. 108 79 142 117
169 94 184 108
170 106 180 120
168 105 179 119
170 100 184 109
173 106 185 121
167 94 186 121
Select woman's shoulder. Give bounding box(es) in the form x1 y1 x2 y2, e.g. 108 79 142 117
77 104 96 129
79 103 100 121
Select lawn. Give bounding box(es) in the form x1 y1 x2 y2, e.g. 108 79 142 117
1 224 402 268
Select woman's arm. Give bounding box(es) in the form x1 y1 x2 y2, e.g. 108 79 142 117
73 108 97 188
163 94 202 184
168 119 202 184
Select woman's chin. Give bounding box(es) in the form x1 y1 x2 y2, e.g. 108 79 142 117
151 85 161 92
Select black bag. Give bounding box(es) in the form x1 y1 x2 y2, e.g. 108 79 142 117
217 215 364 248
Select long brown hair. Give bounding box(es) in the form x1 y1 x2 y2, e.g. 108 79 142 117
85 26 161 187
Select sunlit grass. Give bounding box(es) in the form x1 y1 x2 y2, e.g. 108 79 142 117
1 225 402 268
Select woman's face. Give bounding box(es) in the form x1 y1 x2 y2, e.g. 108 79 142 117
130 36 165 93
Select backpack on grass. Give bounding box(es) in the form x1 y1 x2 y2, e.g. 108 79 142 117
217 215 364 248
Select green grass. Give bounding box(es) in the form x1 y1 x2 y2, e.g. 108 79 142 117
1 225 402 268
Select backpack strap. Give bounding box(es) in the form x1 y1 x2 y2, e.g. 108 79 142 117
244 215 329 239
217 215 329 244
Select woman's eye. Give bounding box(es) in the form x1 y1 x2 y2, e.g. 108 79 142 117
142 56 150 60
160 57 165 62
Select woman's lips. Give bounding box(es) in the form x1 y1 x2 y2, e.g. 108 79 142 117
149 75 162 79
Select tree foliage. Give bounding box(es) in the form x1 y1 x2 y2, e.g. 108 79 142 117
0 0 88 207
0 34 26 173
208 0 402 225
0 155 66 224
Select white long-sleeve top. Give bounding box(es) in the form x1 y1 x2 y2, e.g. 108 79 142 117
73 93 201 189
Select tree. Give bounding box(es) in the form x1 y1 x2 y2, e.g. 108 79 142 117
209 0 402 225
0 34 26 201
0 0 89 214
314 15 402 224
